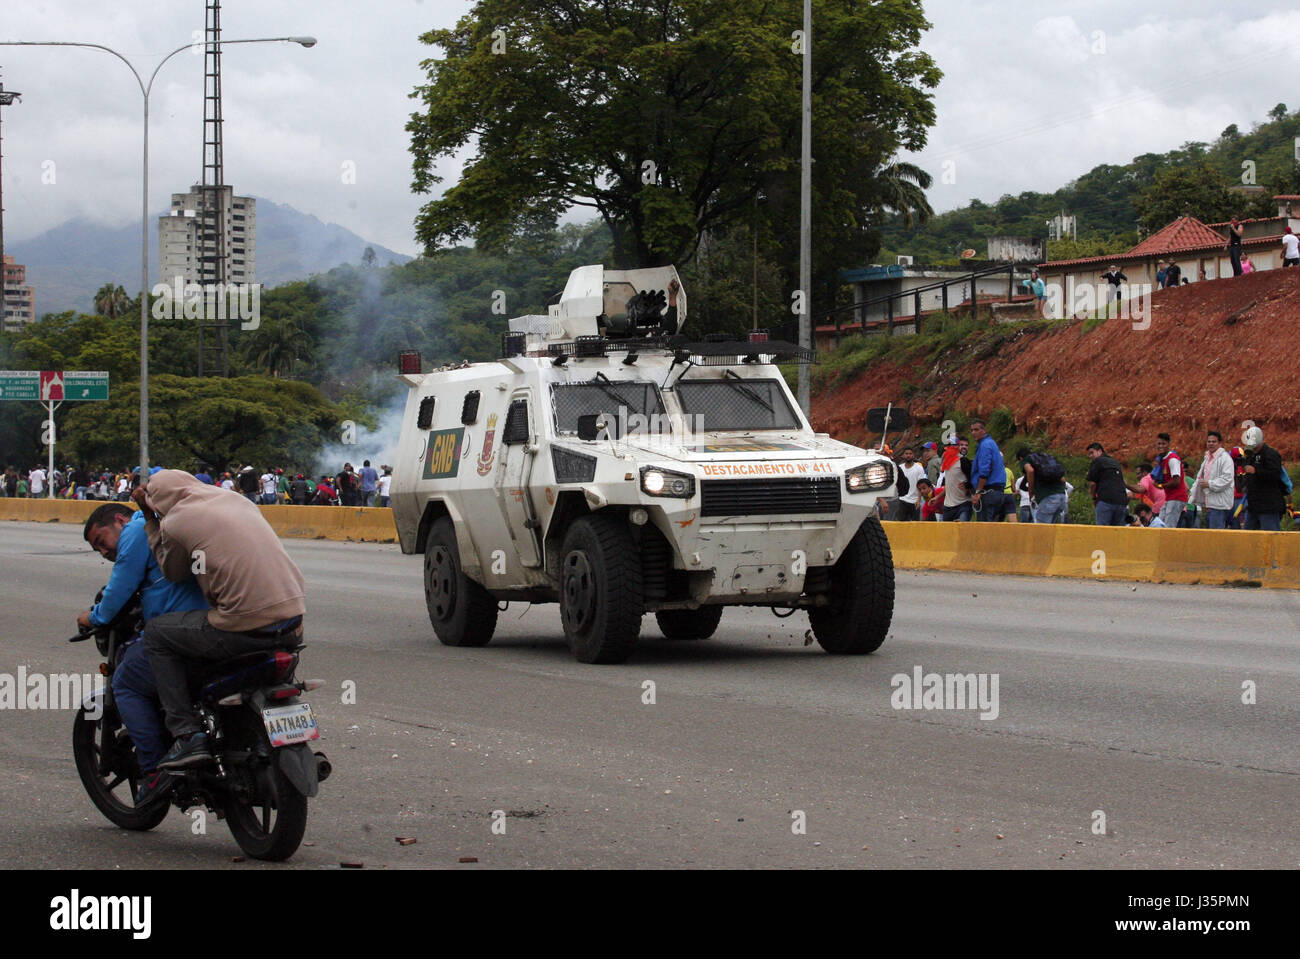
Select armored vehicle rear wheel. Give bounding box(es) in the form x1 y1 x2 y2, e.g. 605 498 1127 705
809 518 894 654
655 607 723 640
425 517 498 647
559 515 643 663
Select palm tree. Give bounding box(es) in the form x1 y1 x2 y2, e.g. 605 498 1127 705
93 283 131 319
870 161 934 229
245 318 315 378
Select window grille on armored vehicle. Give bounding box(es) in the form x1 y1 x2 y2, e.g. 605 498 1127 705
674 378 801 432
416 396 437 430
503 400 530 445
550 380 666 434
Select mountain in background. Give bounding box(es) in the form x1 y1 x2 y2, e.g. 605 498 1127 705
8 198 411 316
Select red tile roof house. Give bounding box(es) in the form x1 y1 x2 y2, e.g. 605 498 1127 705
1036 196 1300 318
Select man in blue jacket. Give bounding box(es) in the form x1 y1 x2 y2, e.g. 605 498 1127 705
80 501 210 806
969 419 1008 522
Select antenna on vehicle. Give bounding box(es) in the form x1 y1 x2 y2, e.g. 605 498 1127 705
878 403 893 453
865 405 911 453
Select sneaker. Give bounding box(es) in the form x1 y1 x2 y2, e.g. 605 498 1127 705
158 732 214 770
134 769 174 807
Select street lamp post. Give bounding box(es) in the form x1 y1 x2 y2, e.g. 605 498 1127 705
0 36 315 482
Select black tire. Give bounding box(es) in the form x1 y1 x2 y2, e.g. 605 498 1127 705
559 515 644 663
424 517 498 647
224 718 309 862
808 518 895 654
655 606 724 641
72 707 169 831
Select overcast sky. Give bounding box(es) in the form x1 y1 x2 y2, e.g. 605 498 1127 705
1 0 1297 258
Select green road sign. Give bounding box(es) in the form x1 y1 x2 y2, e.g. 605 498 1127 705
0 371 39 400
0 370 109 401
63 371 110 401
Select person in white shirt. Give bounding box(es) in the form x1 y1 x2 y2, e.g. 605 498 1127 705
1188 430 1236 529
29 467 46 496
895 447 927 521
378 467 393 508
1283 227 1300 268
220 473 235 491
260 470 278 505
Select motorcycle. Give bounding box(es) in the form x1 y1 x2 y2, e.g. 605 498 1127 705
70 588 330 861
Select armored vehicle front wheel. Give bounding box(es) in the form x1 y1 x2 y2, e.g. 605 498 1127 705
559 515 644 663
424 517 498 647
655 607 723 640
808 518 894 654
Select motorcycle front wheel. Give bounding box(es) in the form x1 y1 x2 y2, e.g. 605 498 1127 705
72 707 169 831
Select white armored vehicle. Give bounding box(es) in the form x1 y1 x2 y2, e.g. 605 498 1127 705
390 265 896 663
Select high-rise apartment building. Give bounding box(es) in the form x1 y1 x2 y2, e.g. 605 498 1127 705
1 254 34 331
157 185 256 288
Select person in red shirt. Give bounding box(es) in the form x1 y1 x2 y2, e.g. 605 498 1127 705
918 479 944 521
1154 432 1187 527
313 475 338 506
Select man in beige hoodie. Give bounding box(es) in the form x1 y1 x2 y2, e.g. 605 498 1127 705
133 469 306 769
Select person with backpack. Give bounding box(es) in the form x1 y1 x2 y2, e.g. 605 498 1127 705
1018 447 1070 524
1242 426 1286 531
289 473 313 505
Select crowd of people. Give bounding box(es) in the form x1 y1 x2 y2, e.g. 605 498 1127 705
884 422 1294 531
1 460 394 508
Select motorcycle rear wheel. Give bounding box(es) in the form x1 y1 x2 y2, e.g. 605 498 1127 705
223 720 308 861
72 707 169 831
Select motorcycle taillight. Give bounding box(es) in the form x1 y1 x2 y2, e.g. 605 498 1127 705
272 651 297 681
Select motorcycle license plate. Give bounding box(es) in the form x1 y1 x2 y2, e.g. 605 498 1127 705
262 703 320 747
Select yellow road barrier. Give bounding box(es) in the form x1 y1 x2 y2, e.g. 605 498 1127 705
0 500 398 544
884 522 1299 589
3 499 1294 586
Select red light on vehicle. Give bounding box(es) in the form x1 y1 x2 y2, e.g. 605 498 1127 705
748 331 769 343
398 350 422 374
273 651 296 680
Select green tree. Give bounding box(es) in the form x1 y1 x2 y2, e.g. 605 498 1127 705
408 0 940 283
242 317 315 379
93 284 131 319
1269 103 1288 121
1133 161 1236 233
60 374 350 472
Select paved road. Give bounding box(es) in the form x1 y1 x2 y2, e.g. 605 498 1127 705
1 520 1297 869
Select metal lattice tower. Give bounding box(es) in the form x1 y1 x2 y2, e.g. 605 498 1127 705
197 0 229 376
0 73 21 322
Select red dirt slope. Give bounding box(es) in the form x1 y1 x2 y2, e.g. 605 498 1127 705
813 267 1300 460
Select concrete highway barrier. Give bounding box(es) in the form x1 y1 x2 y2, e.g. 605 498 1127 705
2 499 1295 587
882 521 1300 589
0 499 399 544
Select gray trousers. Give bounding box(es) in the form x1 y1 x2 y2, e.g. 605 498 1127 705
143 609 302 738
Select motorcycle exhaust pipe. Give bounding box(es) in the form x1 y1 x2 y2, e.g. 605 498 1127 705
315 752 332 782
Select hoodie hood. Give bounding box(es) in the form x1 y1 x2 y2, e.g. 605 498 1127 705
145 468 225 515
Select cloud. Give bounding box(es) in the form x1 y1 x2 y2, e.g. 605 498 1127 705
908 1 1300 214
2 0 1297 257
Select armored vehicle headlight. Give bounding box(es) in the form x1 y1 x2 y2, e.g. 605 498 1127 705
640 467 695 499
845 461 893 493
